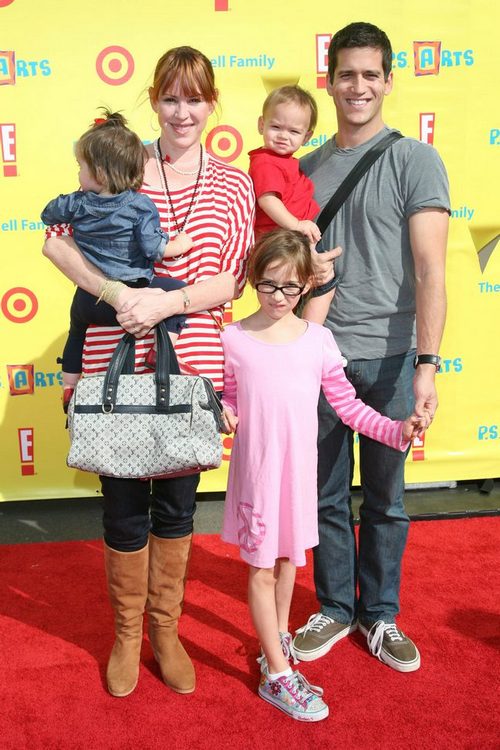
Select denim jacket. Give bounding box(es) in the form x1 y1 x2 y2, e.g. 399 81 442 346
41 190 168 281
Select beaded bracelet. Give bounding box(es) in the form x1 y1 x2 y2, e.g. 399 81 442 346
96 279 127 307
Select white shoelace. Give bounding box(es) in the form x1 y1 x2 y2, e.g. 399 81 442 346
279 631 299 664
294 612 333 636
285 670 324 699
366 621 403 658
256 631 299 669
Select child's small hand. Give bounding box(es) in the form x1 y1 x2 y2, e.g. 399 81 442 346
296 220 322 245
164 232 194 258
402 412 430 442
221 406 238 434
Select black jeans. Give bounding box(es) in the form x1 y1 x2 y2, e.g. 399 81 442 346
100 473 200 552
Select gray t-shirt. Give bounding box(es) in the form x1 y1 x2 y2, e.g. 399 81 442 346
301 127 450 360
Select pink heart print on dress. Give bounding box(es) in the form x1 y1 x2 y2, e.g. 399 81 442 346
237 503 266 553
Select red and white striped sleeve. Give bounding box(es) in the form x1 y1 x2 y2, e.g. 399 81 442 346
218 166 255 295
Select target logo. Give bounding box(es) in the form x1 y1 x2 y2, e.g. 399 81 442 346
206 125 243 163
1 287 38 323
96 45 135 86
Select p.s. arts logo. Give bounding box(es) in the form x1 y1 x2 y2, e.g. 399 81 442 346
393 43 474 75
7 364 34 395
314 35 474 86
7 364 63 395
0 50 51 85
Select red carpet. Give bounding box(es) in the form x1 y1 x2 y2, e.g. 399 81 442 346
1 517 499 750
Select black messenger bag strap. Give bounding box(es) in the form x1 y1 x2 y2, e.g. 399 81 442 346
316 131 404 235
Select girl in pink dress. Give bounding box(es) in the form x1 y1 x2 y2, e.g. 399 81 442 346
220 229 428 722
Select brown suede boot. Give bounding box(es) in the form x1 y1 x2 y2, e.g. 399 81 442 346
103 542 149 697
147 533 195 694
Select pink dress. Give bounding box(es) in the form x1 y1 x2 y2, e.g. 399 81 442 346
221 321 408 568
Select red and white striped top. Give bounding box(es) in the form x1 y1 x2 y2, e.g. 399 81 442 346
48 155 255 392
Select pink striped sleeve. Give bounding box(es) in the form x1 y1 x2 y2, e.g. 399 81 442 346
320 332 407 452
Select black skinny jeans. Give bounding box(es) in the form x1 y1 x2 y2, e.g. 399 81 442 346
101 473 200 552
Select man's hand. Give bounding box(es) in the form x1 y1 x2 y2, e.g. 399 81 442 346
311 245 343 285
413 365 439 423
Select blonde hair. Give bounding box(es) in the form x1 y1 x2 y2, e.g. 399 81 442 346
76 109 145 194
248 229 315 287
262 85 318 132
149 46 218 104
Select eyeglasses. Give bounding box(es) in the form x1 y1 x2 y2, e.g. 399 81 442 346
255 282 305 297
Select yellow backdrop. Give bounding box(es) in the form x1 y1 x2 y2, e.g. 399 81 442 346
1 0 499 501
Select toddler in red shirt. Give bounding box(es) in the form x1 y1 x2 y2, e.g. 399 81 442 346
248 85 321 246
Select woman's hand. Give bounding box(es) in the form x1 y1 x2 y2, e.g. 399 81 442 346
116 287 183 338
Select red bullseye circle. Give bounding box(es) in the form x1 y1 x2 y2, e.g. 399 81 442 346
1 287 38 323
206 125 243 163
96 46 135 86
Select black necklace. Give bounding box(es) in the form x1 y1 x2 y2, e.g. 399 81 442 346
156 140 203 234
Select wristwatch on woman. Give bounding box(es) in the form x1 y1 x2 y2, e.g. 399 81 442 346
413 354 441 372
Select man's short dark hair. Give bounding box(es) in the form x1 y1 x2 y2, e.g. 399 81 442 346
328 22 393 82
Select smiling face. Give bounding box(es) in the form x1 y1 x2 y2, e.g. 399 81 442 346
258 101 313 157
326 46 393 142
151 81 214 154
255 261 309 321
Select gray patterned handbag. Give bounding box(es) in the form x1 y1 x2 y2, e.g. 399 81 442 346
66 321 224 478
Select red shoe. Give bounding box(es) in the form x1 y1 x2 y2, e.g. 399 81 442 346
62 387 74 414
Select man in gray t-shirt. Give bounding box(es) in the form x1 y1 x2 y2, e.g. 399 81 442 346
293 22 450 673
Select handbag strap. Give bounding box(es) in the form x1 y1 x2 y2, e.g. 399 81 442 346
316 130 404 236
102 320 180 411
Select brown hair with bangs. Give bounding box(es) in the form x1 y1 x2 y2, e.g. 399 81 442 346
262 85 318 132
149 46 218 104
76 109 145 194
247 229 316 288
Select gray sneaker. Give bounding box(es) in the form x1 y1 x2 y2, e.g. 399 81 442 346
358 620 421 673
293 613 357 662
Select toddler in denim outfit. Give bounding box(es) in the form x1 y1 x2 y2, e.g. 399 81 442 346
41 110 192 410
